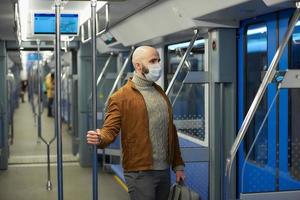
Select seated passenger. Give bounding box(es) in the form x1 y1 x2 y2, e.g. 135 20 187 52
87 46 185 200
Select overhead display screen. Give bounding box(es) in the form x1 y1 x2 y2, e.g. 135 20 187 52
34 13 79 35
27 53 42 61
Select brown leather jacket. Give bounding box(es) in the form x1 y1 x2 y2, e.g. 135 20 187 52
98 79 184 172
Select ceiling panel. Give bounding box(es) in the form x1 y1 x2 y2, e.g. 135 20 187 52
195 0 296 24
106 0 160 27
28 0 160 26
0 0 17 41
29 1 88 11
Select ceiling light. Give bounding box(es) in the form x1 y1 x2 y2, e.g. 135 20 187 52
168 39 205 51
247 27 267 36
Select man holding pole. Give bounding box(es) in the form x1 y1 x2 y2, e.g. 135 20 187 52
87 46 185 200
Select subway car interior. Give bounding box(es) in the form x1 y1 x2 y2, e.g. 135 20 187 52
0 0 300 200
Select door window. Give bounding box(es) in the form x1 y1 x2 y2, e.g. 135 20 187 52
288 20 300 180
245 23 269 165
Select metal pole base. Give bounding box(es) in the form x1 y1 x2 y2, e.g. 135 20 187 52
46 180 53 191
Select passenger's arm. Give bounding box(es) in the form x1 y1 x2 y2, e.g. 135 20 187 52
86 96 121 148
98 96 121 148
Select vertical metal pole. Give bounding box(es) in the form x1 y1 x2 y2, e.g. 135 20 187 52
9 80 14 145
46 143 52 191
67 70 71 130
91 1 98 200
219 83 224 200
37 40 42 141
55 1 63 200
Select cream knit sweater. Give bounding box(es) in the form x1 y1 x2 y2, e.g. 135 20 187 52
132 72 169 170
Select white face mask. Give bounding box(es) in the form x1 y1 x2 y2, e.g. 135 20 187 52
143 63 162 82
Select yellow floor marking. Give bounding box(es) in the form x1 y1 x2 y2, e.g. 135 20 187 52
113 175 128 192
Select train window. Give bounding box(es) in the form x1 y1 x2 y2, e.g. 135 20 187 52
288 20 300 180
245 23 268 165
172 83 209 145
166 39 208 145
166 39 205 85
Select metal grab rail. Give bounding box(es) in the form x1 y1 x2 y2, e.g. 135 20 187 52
81 2 110 44
241 88 280 192
29 68 37 120
177 48 192 70
54 1 63 200
96 53 114 86
170 49 192 106
96 3 109 36
104 47 135 109
39 128 56 191
225 4 300 200
29 59 45 131
36 38 56 192
36 40 45 142
166 29 200 96
0 101 5 150
90 1 99 200
88 52 114 101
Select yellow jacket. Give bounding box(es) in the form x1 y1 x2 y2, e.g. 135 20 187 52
45 73 54 98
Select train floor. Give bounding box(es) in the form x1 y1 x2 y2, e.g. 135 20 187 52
0 94 129 200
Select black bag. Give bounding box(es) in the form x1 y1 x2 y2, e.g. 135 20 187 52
168 182 200 200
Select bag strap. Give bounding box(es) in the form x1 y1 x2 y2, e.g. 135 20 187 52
168 183 182 200
173 184 181 200
168 184 175 200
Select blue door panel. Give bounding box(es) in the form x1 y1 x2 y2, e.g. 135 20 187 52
278 9 300 191
238 13 277 194
239 8 300 195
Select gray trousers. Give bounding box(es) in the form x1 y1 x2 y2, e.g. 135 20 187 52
124 169 170 200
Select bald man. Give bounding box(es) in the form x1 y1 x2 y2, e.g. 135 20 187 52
87 46 185 200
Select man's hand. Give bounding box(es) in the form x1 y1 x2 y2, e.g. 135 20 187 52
176 170 185 183
87 129 101 145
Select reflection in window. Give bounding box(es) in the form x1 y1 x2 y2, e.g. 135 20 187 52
289 20 300 180
245 24 268 165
